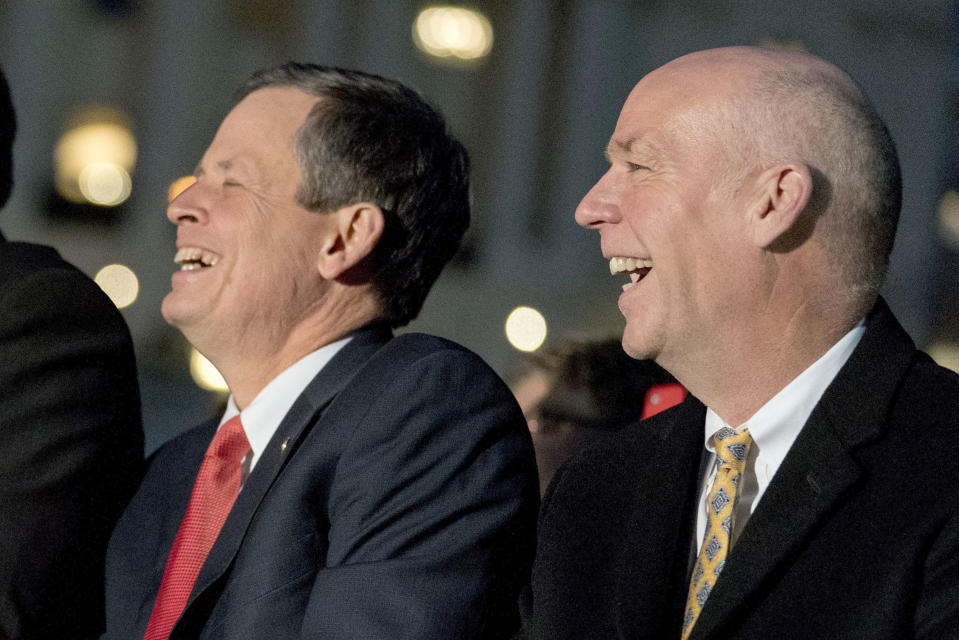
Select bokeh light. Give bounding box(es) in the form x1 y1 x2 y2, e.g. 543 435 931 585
168 175 197 203
937 189 959 247
94 263 139 309
54 108 137 206
928 341 959 375
413 6 493 61
506 306 547 352
79 161 132 206
189 348 229 393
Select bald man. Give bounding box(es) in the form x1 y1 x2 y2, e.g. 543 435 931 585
520 47 959 639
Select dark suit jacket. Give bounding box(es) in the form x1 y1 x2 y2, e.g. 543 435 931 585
521 299 959 639
104 325 539 639
0 235 143 640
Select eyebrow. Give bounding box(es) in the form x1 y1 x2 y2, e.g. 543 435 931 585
606 136 663 165
604 138 633 162
193 158 247 178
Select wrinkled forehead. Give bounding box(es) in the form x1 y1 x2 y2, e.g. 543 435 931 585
613 63 746 155
216 87 317 150
199 87 319 180
629 55 753 115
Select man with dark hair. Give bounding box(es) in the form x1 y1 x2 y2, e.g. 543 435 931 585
509 339 681 494
235 63 470 327
521 46 959 639
0 68 143 639
104 63 537 639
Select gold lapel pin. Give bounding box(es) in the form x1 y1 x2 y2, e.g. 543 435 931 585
280 438 290 452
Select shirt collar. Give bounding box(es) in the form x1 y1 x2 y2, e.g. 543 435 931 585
219 335 352 469
704 319 866 461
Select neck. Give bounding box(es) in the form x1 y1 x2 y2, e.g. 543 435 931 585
671 294 862 427
198 291 382 410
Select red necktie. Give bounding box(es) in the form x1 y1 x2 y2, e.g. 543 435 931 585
143 416 250 640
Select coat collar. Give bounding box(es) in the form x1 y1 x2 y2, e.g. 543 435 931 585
688 298 919 639
183 322 393 619
611 395 708 639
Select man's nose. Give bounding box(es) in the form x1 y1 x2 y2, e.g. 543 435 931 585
166 179 205 225
574 174 621 229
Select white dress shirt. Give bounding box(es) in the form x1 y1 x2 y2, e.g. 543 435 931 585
217 335 352 481
694 321 866 553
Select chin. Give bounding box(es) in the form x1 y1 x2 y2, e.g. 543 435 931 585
161 293 197 331
621 324 660 362
621 342 648 361
160 293 180 323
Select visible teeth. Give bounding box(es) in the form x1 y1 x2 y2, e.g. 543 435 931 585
174 247 220 269
609 256 652 274
622 282 635 292
174 248 198 264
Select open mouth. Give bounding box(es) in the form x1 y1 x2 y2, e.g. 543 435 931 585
174 247 220 271
609 256 652 291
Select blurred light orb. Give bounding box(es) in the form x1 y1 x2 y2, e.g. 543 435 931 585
190 348 229 393
94 263 139 309
168 175 197 203
506 306 547 352
928 341 959 375
54 109 137 206
413 6 493 61
938 189 959 247
79 161 132 206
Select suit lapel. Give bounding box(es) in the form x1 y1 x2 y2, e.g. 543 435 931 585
613 397 708 638
688 408 863 639
689 299 918 639
183 323 393 615
129 421 217 638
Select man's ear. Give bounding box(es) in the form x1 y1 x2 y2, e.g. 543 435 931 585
747 163 813 249
317 202 384 280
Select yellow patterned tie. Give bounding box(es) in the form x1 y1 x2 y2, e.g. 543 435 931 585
681 426 753 640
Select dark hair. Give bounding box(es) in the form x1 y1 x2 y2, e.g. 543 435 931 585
236 63 470 327
0 67 15 208
513 338 676 431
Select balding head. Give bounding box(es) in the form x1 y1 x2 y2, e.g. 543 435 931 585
660 47 901 314
576 46 900 419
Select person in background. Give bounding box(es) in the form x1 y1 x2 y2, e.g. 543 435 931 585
509 338 681 494
0 66 143 639
521 45 959 639
103 62 538 640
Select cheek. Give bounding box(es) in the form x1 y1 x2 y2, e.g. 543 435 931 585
621 188 663 234
621 179 692 246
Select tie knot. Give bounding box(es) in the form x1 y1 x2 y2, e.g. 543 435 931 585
710 426 752 470
209 415 250 463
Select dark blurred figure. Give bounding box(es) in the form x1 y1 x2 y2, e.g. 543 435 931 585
510 339 682 494
0 67 143 639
